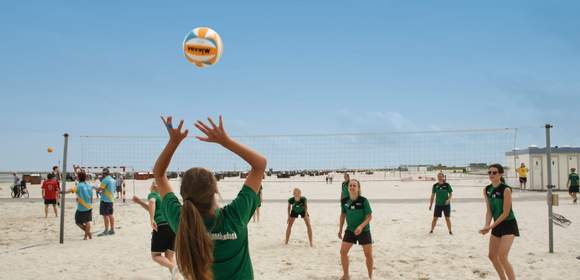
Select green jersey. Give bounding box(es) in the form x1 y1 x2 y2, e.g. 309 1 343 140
569 173 579 187
485 183 516 221
341 181 349 199
162 185 259 280
147 192 167 225
288 197 307 214
432 183 453 206
341 196 372 232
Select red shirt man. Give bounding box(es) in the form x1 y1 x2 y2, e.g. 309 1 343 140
42 177 60 200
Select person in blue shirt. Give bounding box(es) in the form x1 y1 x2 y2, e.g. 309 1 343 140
67 170 94 240
96 168 116 236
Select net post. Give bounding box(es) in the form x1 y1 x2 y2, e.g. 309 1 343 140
59 133 69 244
545 124 554 253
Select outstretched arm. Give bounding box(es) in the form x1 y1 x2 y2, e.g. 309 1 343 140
154 116 189 198
132 196 149 211
195 116 266 192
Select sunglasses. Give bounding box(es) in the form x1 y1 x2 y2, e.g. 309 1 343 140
488 171 499 175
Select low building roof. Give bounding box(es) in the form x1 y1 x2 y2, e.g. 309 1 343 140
506 146 580 156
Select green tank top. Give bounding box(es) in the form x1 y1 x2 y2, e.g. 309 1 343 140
486 183 516 221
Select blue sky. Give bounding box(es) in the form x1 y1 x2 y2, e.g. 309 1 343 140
1 1 579 171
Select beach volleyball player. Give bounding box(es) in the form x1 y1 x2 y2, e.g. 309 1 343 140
338 179 373 280
133 182 177 278
428 172 453 234
479 164 519 280
155 115 266 280
284 187 313 247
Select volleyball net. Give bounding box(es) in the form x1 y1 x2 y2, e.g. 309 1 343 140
78 128 518 181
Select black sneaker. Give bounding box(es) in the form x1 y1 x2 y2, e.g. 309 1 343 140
108 230 115 235
97 231 109 237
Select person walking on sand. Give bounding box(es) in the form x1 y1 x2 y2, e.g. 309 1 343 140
568 168 579 204
516 163 528 190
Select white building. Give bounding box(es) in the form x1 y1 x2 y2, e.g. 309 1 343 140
506 147 580 190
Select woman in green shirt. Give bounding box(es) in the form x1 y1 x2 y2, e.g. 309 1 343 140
338 179 373 280
479 164 519 280
132 182 176 277
154 115 267 280
284 187 313 247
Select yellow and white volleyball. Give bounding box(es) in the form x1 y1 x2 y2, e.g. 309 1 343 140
47 147 54 153
183 27 223 68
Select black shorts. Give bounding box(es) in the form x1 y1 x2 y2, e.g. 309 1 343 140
492 219 520 237
116 186 122 192
434 205 451 218
99 202 114 216
289 211 306 218
75 210 92 225
569 186 579 193
44 199 57 205
343 230 372 245
151 224 176 253
519 177 527 184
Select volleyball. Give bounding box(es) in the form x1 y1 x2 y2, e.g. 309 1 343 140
47 147 54 153
183 27 223 68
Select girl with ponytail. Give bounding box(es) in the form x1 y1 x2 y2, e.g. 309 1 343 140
154 115 267 280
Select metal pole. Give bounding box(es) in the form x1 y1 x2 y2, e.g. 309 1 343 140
545 124 554 253
59 133 69 244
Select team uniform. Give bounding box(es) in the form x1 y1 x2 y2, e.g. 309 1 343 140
288 196 307 218
569 173 579 193
432 183 453 217
148 192 175 253
517 167 528 185
341 181 349 200
486 183 519 237
341 196 373 245
71 182 93 225
41 179 60 205
99 176 116 216
162 185 259 280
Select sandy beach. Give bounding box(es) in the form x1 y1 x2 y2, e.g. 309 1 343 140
1 173 578 280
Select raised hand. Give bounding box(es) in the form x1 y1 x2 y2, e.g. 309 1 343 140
161 115 189 144
195 115 230 145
